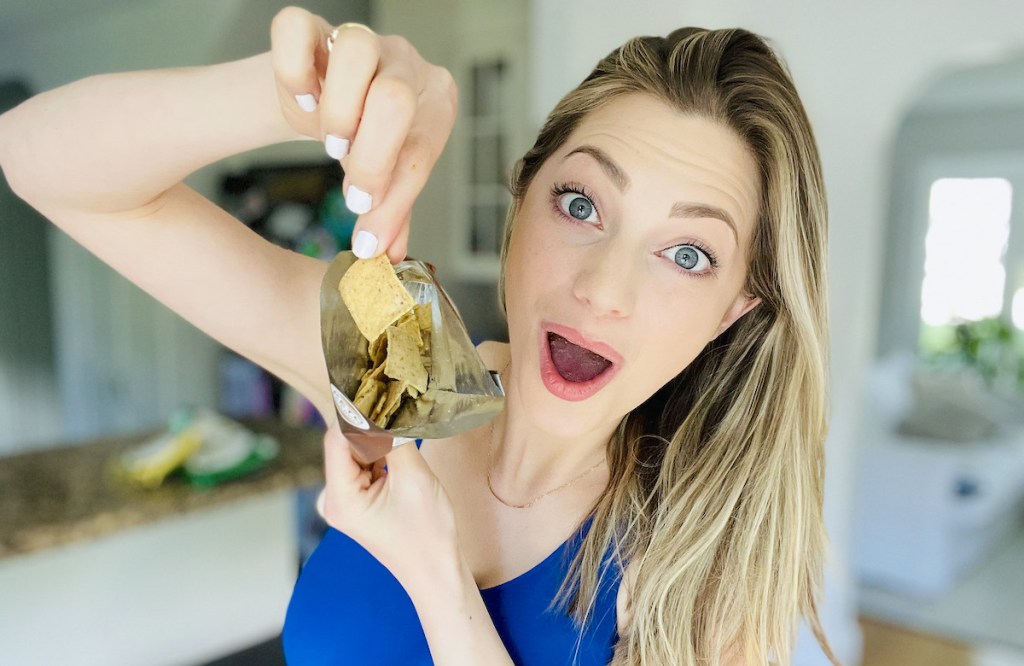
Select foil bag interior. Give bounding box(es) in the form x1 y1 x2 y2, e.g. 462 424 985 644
321 251 505 464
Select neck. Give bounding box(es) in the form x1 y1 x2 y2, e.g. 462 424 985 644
487 361 616 499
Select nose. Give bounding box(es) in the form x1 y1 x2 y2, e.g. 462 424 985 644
571 242 636 319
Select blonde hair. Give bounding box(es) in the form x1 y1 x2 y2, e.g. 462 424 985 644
498 28 836 665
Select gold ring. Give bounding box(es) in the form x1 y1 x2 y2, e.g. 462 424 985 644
327 22 375 53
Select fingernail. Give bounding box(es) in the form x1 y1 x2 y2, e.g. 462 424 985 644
295 93 317 112
345 185 373 214
325 134 350 160
352 230 378 259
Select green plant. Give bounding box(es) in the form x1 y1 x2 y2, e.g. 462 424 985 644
920 317 1023 390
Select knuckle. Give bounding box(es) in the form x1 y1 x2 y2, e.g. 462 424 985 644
385 34 419 62
371 76 417 116
342 26 381 57
434 66 459 117
382 34 414 56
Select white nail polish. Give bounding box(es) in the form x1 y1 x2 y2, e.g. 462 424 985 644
352 230 378 259
325 134 350 160
295 93 317 112
345 185 373 215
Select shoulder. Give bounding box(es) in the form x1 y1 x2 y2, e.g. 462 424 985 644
475 339 510 372
615 559 639 638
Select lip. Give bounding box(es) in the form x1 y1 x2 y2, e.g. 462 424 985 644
537 321 623 402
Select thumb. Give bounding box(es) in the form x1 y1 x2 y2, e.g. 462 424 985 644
322 422 371 490
381 438 427 478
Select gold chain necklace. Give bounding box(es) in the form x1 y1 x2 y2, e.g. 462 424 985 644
485 360 606 510
486 444 605 509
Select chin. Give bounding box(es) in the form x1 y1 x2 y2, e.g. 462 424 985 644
511 350 627 440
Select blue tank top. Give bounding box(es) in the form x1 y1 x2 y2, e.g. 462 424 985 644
282 495 621 665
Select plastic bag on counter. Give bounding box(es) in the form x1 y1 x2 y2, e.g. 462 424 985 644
111 409 278 489
321 251 505 465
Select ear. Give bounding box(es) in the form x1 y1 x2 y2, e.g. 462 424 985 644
714 292 761 339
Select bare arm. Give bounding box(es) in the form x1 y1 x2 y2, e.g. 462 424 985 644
0 51 302 214
0 52 335 420
406 544 516 665
0 6 456 425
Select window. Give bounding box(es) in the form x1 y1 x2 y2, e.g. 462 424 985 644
920 177 1013 327
918 176 1024 387
466 59 511 261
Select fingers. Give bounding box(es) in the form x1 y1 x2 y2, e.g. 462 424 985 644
327 43 455 261
339 58 418 213
322 425 371 499
322 36 423 259
348 72 455 262
274 11 458 263
382 438 428 479
370 457 389 484
270 7 334 114
319 24 382 160
380 210 411 265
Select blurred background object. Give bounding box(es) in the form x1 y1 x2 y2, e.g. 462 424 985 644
2 0 1024 664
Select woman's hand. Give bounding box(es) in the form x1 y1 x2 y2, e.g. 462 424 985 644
269 7 458 263
317 423 462 593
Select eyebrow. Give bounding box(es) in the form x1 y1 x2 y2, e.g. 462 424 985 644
563 144 739 244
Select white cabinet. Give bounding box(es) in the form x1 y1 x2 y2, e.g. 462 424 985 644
0 491 296 666
50 232 220 443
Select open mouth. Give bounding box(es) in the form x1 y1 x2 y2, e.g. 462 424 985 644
538 323 622 402
546 332 613 383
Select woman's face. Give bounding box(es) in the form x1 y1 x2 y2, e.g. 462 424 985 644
503 93 762 438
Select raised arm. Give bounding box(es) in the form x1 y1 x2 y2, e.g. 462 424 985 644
0 8 456 423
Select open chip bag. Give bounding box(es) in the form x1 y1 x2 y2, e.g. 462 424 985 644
321 251 505 465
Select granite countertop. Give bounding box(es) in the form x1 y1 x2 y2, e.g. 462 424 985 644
0 419 325 559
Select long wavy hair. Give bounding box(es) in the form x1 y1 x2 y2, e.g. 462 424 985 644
497 28 836 665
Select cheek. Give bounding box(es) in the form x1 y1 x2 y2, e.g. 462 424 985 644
626 293 723 382
505 211 571 298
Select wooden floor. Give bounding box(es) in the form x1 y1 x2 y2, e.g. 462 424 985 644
860 617 973 666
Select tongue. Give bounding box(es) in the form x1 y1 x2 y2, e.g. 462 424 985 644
548 333 612 383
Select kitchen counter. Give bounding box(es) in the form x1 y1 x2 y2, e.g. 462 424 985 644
0 418 325 559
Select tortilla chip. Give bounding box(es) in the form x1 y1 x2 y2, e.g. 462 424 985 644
413 388 437 418
364 362 385 381
413 303 432 332
374 380 407 427
384 325 428 393
369 389 389 422
353 376 385 415
338 254 415 342
396 313 423 348
368 332 387 366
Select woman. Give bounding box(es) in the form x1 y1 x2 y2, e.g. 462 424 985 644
0 7 836 665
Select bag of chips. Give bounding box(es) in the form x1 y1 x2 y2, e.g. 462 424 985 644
321 251 505 465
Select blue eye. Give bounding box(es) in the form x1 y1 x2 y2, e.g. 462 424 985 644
558 192 597 223
659 244 715 274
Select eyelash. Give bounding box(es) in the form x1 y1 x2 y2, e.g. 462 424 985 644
550 181 601 223
548 180 720 278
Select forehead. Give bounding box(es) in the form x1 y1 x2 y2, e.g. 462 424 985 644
554 93 761 235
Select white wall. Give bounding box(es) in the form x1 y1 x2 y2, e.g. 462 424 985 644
528 1 1024 663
